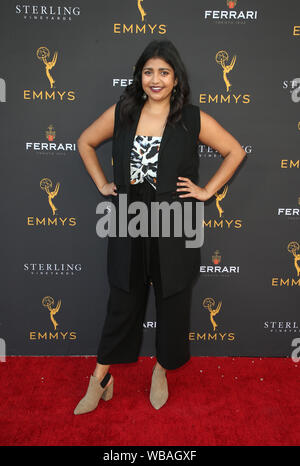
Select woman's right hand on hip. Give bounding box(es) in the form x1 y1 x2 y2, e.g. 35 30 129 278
100 182 118 196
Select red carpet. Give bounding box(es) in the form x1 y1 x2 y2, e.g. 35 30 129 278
0 356 299 446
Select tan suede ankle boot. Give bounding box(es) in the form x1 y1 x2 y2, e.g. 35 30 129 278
150 363 168 410
74 373 114 415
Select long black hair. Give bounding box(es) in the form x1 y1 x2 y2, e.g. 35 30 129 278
119 39 190 127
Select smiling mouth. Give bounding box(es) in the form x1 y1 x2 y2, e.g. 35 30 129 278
150 87 163 92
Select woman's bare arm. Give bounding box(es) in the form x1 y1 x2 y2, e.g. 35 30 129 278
177 109 246 200
77 104 117 195
198 110 246 198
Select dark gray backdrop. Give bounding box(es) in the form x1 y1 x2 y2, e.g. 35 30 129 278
1 0 299 358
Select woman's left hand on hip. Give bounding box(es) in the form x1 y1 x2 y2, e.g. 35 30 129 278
176 177 211 201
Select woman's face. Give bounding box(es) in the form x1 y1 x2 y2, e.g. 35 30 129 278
141 57 178 103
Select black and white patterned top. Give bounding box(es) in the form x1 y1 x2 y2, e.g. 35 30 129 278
130 135 162 190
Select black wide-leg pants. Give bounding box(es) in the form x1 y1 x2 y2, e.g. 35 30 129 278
97 181 194 370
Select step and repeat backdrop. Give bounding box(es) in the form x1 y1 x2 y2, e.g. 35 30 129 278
0 0 299 358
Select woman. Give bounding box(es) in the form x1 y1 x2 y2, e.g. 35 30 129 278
74 39 246 415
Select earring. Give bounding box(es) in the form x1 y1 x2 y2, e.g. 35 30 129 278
171 86 177 102
142 92 148 100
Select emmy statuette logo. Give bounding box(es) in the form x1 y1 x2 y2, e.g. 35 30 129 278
203 297 222 331
113 0 166 35
24 46 75 101
215 50 236 92
272 242 300 287
29 296 77 341
137 0 146 21
215 184 228 217
203 183 243 229
200 50 250 104
288 242 300 276
189 296 235 342
40 178 60 216
42 296 61 330
26 177 76 227
36 47 58 89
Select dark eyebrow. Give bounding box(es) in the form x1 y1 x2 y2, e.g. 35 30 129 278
143 67 171 71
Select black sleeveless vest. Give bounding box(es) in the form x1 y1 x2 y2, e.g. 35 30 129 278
107 99 201 298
